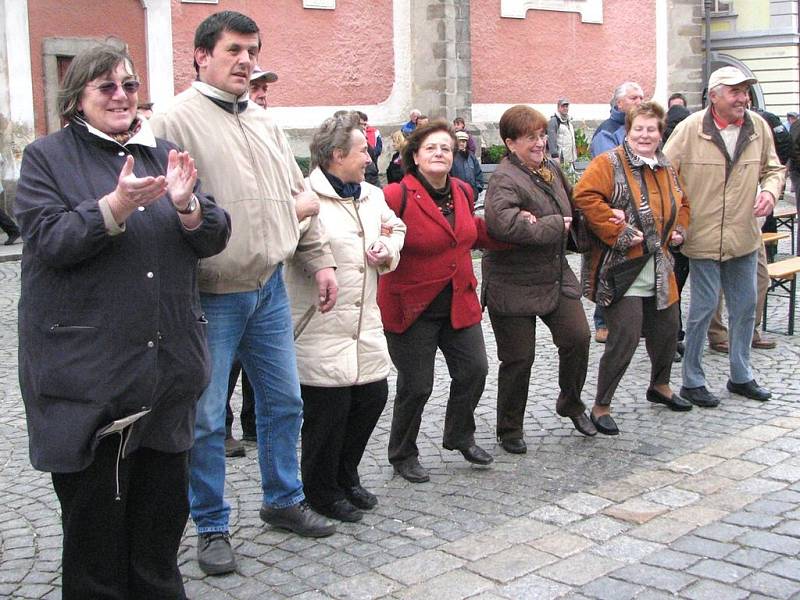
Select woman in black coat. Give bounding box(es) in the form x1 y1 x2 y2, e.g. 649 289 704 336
14 44 229 599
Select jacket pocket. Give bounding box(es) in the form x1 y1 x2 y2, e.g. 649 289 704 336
38 314 107 403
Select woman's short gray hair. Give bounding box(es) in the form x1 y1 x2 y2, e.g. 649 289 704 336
310 111 362 170
58 43 134 122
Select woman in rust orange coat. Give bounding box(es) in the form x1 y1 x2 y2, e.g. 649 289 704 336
573 102 691 435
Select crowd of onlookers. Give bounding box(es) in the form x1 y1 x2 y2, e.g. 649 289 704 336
7 8 795 599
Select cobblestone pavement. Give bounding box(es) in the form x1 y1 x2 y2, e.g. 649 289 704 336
1 238 800 599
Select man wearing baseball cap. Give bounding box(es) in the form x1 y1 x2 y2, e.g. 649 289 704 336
249 65 278 109
664 66 784 407
547 98 577 169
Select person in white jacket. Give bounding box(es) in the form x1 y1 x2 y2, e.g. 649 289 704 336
285 112 406 523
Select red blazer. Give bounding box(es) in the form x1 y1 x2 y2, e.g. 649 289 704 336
378 173 503 333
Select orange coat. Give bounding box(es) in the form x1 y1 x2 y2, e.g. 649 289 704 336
572 145 690 309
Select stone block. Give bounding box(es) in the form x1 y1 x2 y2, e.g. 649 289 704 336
671 535 737 559
398 570 494 600
702 437 762 459
556 492 613 516
642 486 701 508
739 572 800 599
324 573 401 600
439 532 511 561
628 517 697 543
466 545 556 583
737 530 800 555
568 515 631 542
602 498 668 524
642 548 701 570
536 551 624 586
764 556 800 581
609 564 695 593
679 579 749 600
669 505 728 526
686 558 752 583
496 573 571 600
590 535 663 563
530 532 594 558
664 453 724 475
711 459 767 481
376 550 464 586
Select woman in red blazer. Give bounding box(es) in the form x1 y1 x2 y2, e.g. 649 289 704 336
377 120 518 483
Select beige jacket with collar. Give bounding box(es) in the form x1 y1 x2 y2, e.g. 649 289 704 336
285 168 406 387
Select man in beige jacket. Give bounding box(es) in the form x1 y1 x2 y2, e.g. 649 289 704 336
152 10 338 576
664 66 785 408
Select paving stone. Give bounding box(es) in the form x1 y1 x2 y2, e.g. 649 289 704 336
741 447 792 466
324 572 400 600
621 470 683 491
686 558 751 583
739 424 789 442
641 486 700 508
567 515 630 542
591 481 642 502
628 517 697 543
736 530 800 555
466 545 556 583
438 532 511 561
641 548 700 570
664 453 724 475
589 535 663 563
376 550 464 586
701 437 763 459
711 459 767 481
670 535 737 559
692 522 747 543
763 556 800 581
555 493 613 516
536 551 624 586
774 519 800 538
738 572 800 599
669 506 728 527
679 475 736 498
602 498 668 525
762 463 800 482
397 569 493 600
488 517 558 544
743 498 796 515
527 505 584 526
495 573 572 600
579 576 643 600
679 579 749 600
723 511 782 529
724 547 781 569
529 532 594 558
609 564 695 593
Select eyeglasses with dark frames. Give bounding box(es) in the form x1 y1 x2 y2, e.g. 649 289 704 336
88 80 141 96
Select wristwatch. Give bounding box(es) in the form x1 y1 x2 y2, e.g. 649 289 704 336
176 194 198 215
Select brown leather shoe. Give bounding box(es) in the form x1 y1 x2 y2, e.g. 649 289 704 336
594 327 608 343
752 337 776 349
709 340 729 353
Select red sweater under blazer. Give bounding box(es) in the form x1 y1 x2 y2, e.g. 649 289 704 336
378 173 503 333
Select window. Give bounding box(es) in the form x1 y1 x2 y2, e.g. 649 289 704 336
710 1 733 15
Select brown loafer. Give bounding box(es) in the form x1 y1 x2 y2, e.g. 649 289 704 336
709 341 729 353
752 337 776 349
568 412 597 436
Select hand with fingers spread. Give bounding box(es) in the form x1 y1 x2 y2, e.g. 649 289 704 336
165 149 198 212
106 155 166 223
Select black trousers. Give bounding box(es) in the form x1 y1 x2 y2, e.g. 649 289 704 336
0 191 20 237
489 295 590 441
300 380 388 506
672 248 690 341
595 296 679 406
225 359 256 438
386 318 488 465
52 439 189 600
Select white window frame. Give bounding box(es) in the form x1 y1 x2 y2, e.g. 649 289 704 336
500 0 603 24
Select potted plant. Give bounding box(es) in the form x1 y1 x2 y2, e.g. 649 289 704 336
480 144 507 177
574 128 591 172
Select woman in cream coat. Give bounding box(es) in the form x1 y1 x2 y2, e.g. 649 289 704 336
285 112 405 523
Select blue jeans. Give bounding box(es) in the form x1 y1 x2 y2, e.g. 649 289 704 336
682 251 758 389
190 266 304 534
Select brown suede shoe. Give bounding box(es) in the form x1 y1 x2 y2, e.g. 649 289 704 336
709 340 729 353
752 337 776 349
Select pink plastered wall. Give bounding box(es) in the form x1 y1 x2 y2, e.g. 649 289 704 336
471 0 657 105
170 0 395 108
27 0 149 137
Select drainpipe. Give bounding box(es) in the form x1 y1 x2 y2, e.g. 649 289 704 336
703 0 712 107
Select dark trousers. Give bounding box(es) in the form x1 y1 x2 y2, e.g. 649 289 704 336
595 296 679 406
52 439 189 600
672 248 690 341
225 359 256 438
300 380 388 506
489 295 590 441
0 191 20 237
386 318 488 465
